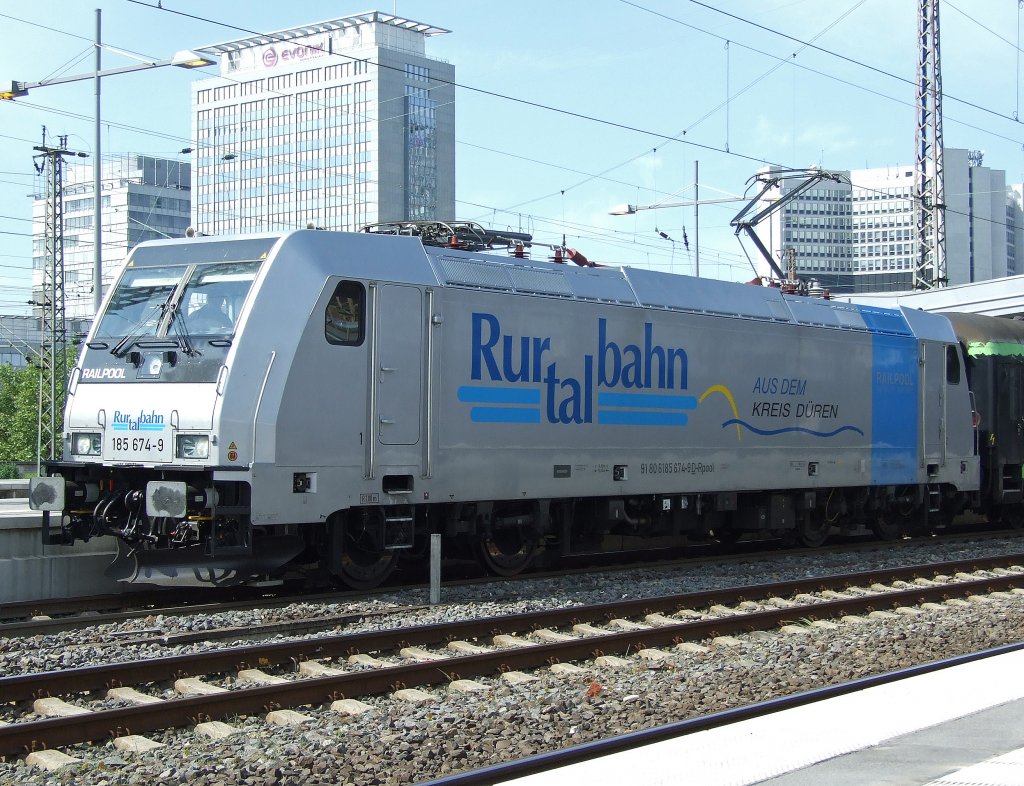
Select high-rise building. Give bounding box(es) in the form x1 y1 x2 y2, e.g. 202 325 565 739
850 165 916 290
754 170 854 285
1005 185 1022 277
31 154 191 320
190 12 455 236
757 149 1018 293
943 148 1007 285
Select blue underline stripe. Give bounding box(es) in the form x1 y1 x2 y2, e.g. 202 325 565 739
598 392 698 410
458 386 541 405
599 411 688 426
471 407 541 423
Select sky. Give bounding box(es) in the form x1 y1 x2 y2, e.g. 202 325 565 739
1 0 1023 315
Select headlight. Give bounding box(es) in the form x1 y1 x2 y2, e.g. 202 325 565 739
71 432 102 456
175 434 210 460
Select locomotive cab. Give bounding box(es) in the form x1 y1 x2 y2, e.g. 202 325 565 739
29 237 293 585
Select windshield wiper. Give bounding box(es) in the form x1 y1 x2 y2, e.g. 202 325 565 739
110 303 165 358
167 302 200 357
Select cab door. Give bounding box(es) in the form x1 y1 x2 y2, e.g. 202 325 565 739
375 284 423 447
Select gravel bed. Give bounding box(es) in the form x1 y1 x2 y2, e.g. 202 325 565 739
1 534 1023 678
1 534 1023 782
2 594 1023 785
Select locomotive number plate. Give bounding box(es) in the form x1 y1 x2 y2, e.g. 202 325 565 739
106 434 171 464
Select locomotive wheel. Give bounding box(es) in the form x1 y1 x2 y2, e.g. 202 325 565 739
338 548 397 590
872 515 903 541
337 511 398 589
796 513 830 548
478 527 540 577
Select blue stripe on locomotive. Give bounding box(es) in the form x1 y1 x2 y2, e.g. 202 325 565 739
859 306 919 485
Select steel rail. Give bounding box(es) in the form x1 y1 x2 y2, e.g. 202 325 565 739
3 531 1016 631
0 563 1022 754
6 548 1015 638
2 554 1021 704
0 604 430 643
0 587 286 628
4 527 1015 622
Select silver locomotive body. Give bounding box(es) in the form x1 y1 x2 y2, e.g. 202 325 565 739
32 229 983 586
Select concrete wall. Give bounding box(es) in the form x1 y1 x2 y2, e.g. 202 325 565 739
0 485 125 604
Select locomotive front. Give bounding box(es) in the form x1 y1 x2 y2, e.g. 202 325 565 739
29 237 284 584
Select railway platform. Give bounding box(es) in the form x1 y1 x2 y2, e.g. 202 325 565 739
0 485 124 603
499 647 1024 786
761 697 1024 785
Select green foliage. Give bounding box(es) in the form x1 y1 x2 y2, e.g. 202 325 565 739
0 362 42 463
0 363 39 463
0 345 80 465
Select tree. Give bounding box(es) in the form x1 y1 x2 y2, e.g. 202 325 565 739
0 362 41 472
0 344 79 474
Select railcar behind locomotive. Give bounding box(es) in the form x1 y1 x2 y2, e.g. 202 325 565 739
28 225 1022 588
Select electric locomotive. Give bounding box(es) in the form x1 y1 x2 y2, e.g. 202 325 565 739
30 224 1012 588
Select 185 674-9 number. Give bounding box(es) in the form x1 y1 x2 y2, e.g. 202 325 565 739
111 437 164 453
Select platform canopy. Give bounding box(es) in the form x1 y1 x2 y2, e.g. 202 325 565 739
840 275 1024 318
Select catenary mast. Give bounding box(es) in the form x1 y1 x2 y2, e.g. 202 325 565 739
914 0 946 289
32 130 74 462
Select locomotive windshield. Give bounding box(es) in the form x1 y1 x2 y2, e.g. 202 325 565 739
94 265 180 339
176 261 261 335
96 260 262 342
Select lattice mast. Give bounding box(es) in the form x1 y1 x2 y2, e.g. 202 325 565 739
914 0 946 289
32 130 71 461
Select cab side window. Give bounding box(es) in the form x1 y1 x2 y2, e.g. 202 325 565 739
946 344 961 384
326 281 365 346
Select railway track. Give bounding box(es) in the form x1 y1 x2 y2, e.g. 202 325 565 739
0 593 430 644
3 526 1019 637
2 553 1023 761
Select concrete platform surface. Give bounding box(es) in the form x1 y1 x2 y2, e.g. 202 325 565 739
761 698 1024 786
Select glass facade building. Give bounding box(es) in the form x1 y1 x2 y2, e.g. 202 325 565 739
191 12 455 236
1008 185 1023 277
758 150 1018 293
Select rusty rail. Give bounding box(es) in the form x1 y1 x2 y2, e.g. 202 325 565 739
1 555 1022 756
